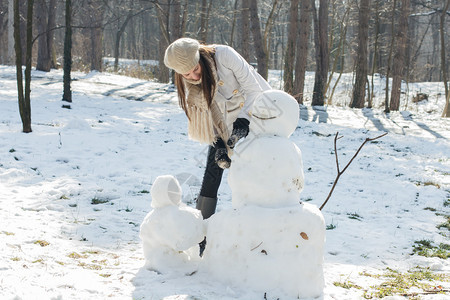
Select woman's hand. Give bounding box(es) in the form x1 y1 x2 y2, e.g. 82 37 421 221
214 138 231 169
227 118 250 149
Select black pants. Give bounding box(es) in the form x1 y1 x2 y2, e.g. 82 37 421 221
199 145 224 198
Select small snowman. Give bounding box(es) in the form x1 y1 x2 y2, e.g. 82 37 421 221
202 90 326 299
139 175 205 275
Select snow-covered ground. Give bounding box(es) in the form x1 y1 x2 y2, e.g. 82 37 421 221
0 64 449 299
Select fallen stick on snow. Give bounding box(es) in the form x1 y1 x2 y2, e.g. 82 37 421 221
319 132 388 211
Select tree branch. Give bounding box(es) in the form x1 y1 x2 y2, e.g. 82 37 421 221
319 132 388 211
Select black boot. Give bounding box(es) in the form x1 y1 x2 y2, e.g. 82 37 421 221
196 195 218 219
196 195 217 256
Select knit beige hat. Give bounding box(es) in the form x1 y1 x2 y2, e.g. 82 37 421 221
164 38 200 74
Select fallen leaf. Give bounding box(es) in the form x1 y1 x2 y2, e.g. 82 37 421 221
300 232 309 240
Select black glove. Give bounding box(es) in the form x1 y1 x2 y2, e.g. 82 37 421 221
227 118 250 149
214 138 231 169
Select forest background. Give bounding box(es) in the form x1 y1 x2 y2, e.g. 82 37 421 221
0 0 449 130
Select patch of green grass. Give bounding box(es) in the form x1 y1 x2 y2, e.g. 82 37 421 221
91 197 110 205
78 262 103 270
9 148 16 153
83 250 102 255
333 280 362 289
138 190 150 194
424 207 437 212
1 231 15 236
347 212 363 221
326 223 337 230
436 214 450 231
363 267 449 299
11 257 21 261
59 194 69 200
34 240 49 247
68 252 88 259
412 240 450 259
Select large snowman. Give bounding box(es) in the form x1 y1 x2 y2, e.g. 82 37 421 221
201 90 326 299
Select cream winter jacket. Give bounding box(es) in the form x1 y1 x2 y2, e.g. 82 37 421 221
213 45 272 130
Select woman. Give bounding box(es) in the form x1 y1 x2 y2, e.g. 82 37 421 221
164 37 271 220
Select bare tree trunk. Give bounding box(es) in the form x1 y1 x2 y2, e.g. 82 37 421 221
62 0 72 103
293 0 311 104
8 0 15 64
114 8 134 72
370 0 381 108
312 0 329 106
229 0 238 47
13 0 33 133
390 0 409 111
327 3 349 105
283 0 299 94
249 0 277 79
181 0 188 35
249 0 267 78
199 0 212 42
350 0 370 108
36 0 51 71
156 0 170 83
385 0 397 113
48 0 56 68
171 0 182 39
90 3 104 72
241 0 250 61
441 0 450 117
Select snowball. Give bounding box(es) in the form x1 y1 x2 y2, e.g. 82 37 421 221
201 203 325 299
150 175 182 208
139 204 205 274
250 90 299 138
229 135 304 208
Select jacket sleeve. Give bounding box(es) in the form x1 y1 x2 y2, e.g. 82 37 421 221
218 46 271 120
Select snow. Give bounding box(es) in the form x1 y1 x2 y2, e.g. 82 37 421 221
0 64 449 299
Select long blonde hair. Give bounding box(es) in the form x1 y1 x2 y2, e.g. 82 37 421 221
174 45 216 120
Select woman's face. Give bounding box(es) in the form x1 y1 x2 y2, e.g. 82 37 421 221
182 63 202 81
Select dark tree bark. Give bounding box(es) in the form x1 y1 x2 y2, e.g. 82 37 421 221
283 0 299 95
249 0 267 78
390 0 410 111
441 0 450 117
370 0 381 108
293 0 311 104
385 0 397 113
229 0 238 47
80 0 104 72
241 0 250 61
170 0 182 39
156 0 170 83
199 0 212 42
114 8 135 72
350 0 370 108
90 5 104 72
62 0 72 103
36 0 56 72
311 0 328 106
249 0 277 80
13 0 33 133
